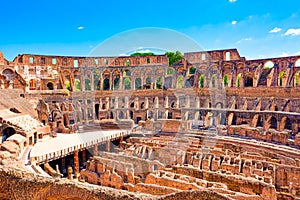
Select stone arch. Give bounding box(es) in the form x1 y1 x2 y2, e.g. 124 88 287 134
2 127 16 142
244 74 253 87
1 68 14 80
93 70 101 90
112 69 121 90
270 116 277 130
264 61 274 69
46 82 54 90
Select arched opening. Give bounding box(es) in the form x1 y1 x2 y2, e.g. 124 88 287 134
244 76 253 87
294 71 300 86
185 75 194 88
130 102 134 108
119 111 124 119
124 77 131 90
2 127 16 142
129 111 133 119
189 66 196 74
167 68 174 75
223 74 229 87
270 116 277 129
257 115 263 127
285 117 292 130
109 112 114 119
225 52 230 61
85 79 91 91
164 76 172 89
156 76 162 89
65 80 71 91
199 74 205 88
279 71 285 86
103 78 110 90
264 61 274 69
93 70 100 90
232 115 237 125
2 68 14 81
113 76 120 90
46 82 54 90
236 73 242 87
75 79 81 91
140 102 145 109
135 78 142 90
145 77 151 89
95 104 99 120
177 75 184 88
211 74 216 88
168 112 173 119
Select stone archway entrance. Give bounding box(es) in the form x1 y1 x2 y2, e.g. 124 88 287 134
2 127 16 142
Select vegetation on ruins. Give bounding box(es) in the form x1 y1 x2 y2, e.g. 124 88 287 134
165 51 183 66
199 74 204 88
156 76 163 89
237 74 241 87
130 52 155 57
224 74 228 87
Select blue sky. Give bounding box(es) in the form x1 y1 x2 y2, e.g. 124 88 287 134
1 0 300 60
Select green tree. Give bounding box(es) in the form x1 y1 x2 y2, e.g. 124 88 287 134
165 51 183 66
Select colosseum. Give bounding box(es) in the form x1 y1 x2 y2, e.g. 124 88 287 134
0 48 300 199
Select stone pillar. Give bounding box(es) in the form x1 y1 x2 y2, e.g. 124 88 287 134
106 97 110 110
93 145 98 156
125 96 129 108
74 150 79 175
114 97 118 109
155 96 159 108
134 97 139 110
186 96 190 108
165 96 169 108
106 141 111 152
145 97 149 109
119 75 123 90
196 97 200 108
176 97 180 108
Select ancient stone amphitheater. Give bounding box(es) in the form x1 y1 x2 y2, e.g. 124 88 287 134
0 49 300 199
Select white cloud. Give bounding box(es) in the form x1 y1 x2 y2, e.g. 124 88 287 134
284 28 300 36
229 0 237 3
231 20 237 25
269 27 282 33
236 37 252 44
77 26 84 30
119 53 129 56
279 52 290 57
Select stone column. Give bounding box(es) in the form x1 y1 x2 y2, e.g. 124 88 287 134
186 96 190 108
165 96 169 108
154 96 159 108
145 97 149 109
114 97 119 109
196 97 200 108
74 150 79 175
125 96 129 108
93 145 98 156
67 166 73 180
106 141 111 152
